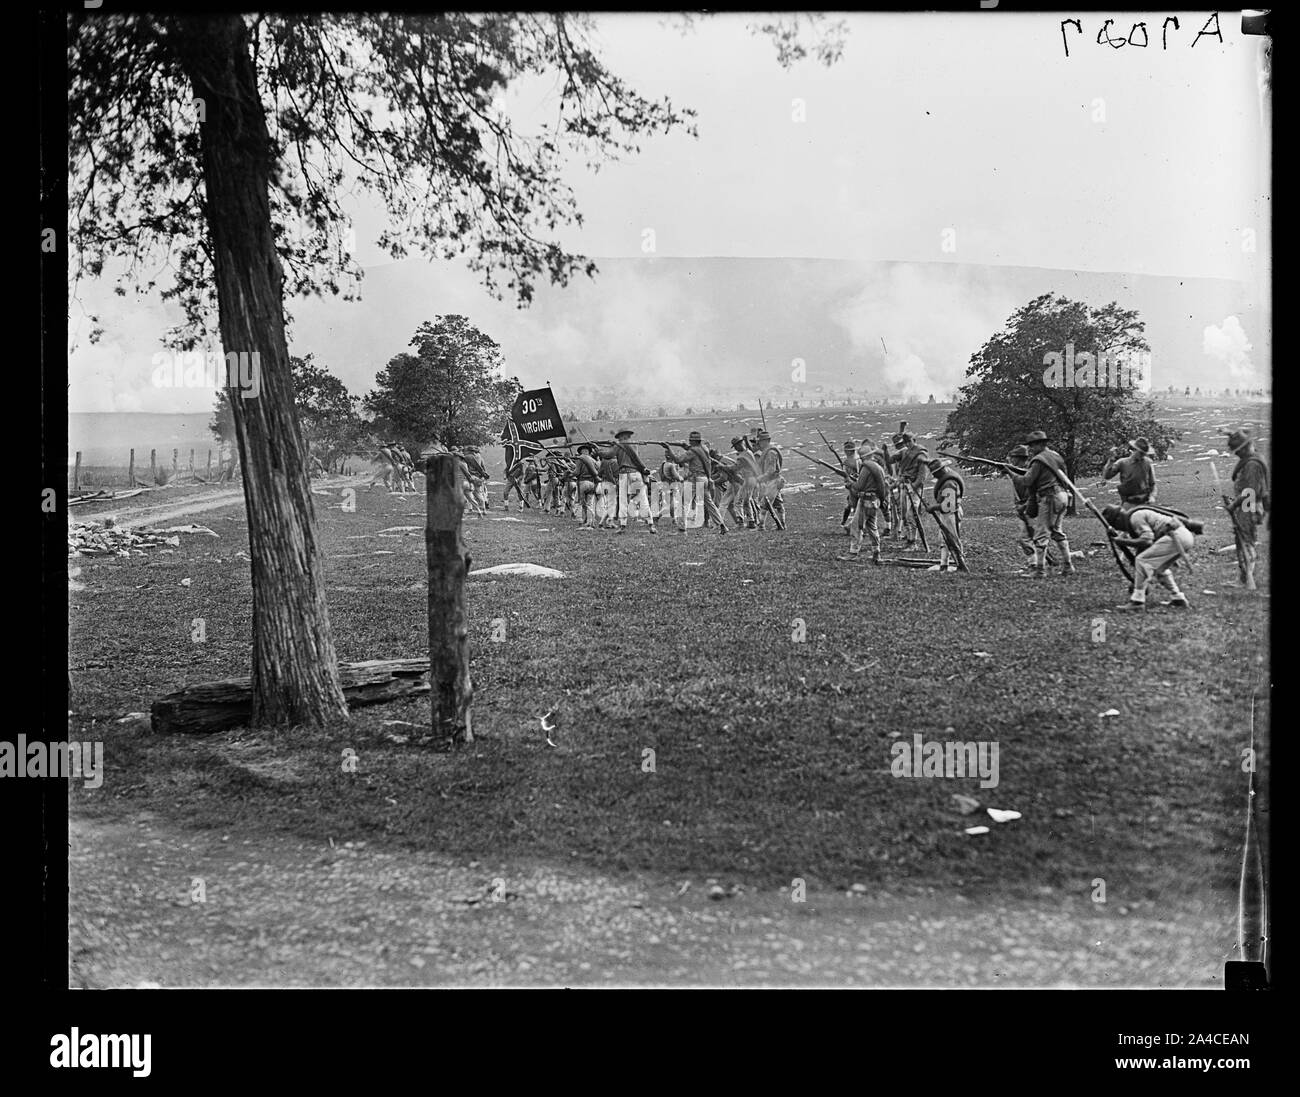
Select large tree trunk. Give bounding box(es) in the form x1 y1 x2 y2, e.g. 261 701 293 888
168 16 348 727
426 453 473 744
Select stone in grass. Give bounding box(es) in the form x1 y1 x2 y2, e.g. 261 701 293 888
952 794 981 815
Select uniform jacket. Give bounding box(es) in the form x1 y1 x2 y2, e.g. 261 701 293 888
1232 453 1270 510
1015 448 1068 497
598 442 649 476
1126 507 1184 544
757 446 784 482
898 445 929 488
1103 453 1155 500
851 459 889 501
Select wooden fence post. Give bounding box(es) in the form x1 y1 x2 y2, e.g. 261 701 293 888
172 448 179 473
425 451 473 744
129 448 135 486
206 449 212 480
150 449 157 480
74 451 81 493
189 449 195 475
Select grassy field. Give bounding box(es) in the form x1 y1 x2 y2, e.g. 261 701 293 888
69 401 1269 918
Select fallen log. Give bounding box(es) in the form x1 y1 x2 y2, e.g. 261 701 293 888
151 658 431 735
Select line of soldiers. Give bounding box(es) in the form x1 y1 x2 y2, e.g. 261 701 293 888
838 424 965 568
375 441 418 493
502 426 789 534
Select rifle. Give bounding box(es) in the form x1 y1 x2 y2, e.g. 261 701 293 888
939 450 1026 476
1210 461 1251 574
817 428 846 471
758 398 768 435
792 447 850 481
1037 460 1134 583
926 502 967 570
905 482 930 552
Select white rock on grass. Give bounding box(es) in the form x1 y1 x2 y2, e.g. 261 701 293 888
469 563 567 579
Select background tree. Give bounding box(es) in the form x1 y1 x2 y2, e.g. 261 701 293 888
366 317 521 450
942 294 1180 478
70 12 842 728
292 355 372 472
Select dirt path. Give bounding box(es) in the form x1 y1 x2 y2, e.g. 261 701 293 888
71 478 361 530
69 811 1234 988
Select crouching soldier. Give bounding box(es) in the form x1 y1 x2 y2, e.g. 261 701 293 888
847 449 889 563
1102 504 1195 610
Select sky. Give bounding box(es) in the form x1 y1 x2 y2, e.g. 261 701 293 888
69 11 1270 414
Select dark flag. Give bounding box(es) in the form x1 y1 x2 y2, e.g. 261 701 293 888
511 386 567 444
500 419 544 475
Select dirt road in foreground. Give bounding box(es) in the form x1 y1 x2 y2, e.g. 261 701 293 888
69 811 1233 988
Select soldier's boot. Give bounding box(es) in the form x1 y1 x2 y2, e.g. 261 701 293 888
1158 573 1189 608
1031 546 1047 579
1058 538 1077 575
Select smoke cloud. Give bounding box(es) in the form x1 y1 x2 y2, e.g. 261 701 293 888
1202 315 1259 387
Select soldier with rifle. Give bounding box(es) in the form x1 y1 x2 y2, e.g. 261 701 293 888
1011 430 1076 578
662 431 728 535
839 440 861 535
722 436 760 528
927 458 969 572
595 429 656 534
572 443 601 529
1226 428 1269 591
895 432 930 548
594 447 619 528
755 430 787 530
1102 503 1194 610
846 448 889 563
1005 443 1038 562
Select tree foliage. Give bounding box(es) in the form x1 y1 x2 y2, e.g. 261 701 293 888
70 13 702 346
291 355 373 471
942 294 1180 478
365 316 521 450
